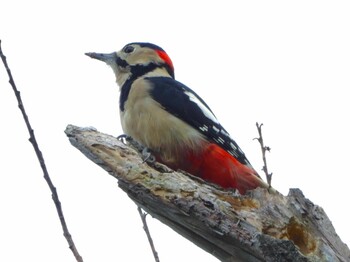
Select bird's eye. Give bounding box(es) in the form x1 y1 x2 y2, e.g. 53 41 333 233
123 45 135 53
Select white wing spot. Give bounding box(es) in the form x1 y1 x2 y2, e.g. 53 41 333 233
229 150 238 157
217 137 225 144
185 91 219 124
220 129 230 137
199 125 209 132
212 126 220 133
230 142 237 150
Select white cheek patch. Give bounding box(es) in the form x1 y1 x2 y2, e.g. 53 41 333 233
184 91 219 124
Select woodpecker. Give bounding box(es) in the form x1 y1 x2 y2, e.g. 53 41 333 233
86 42 269 194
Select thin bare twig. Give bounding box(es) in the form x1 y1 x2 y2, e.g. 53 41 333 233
0 40 83 262
254 122 273 187
137 207 160 262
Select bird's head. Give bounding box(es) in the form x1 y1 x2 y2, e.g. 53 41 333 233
86 42 174 87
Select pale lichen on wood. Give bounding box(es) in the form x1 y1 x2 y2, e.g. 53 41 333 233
65 124 350 262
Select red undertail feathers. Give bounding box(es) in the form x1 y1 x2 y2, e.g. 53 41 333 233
180 143 267 194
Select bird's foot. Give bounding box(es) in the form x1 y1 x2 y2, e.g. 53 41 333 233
117 134 144 152
117 134 156 164
117 134 131 144
141 147 156 163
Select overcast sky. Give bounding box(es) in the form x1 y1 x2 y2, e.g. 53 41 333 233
1 1 350 261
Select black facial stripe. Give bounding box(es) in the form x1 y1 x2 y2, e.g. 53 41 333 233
119 79 132 112
130 63 158 79
119 62 160 111
116 57 129 68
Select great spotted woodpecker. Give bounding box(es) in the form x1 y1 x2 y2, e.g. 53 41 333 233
86 42 269 194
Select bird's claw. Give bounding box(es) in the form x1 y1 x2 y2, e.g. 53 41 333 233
117 134 132 144
117 134 156 164
142 147 156 163
117 134 143 151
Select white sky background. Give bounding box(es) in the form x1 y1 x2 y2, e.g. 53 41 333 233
1 1 349 261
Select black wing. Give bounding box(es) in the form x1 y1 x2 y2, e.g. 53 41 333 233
147 76 253 168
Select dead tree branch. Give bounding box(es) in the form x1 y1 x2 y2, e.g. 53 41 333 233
0 40 83 262
65 124 350 262
137 207 160 262
254 122 273 187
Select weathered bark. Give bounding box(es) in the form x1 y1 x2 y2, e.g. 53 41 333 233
65 125 350 262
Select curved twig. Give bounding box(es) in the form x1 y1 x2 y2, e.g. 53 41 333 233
0 40 83 262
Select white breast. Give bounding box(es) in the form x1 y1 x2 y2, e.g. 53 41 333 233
120 78 206 164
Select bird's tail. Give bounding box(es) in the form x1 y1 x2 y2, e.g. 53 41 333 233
187 143 271 194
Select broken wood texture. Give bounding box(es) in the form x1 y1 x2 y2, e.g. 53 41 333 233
65 125 350 262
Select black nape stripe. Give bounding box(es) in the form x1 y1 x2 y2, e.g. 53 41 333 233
164 63 175 79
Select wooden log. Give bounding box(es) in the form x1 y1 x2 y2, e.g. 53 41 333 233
65 124 350 262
